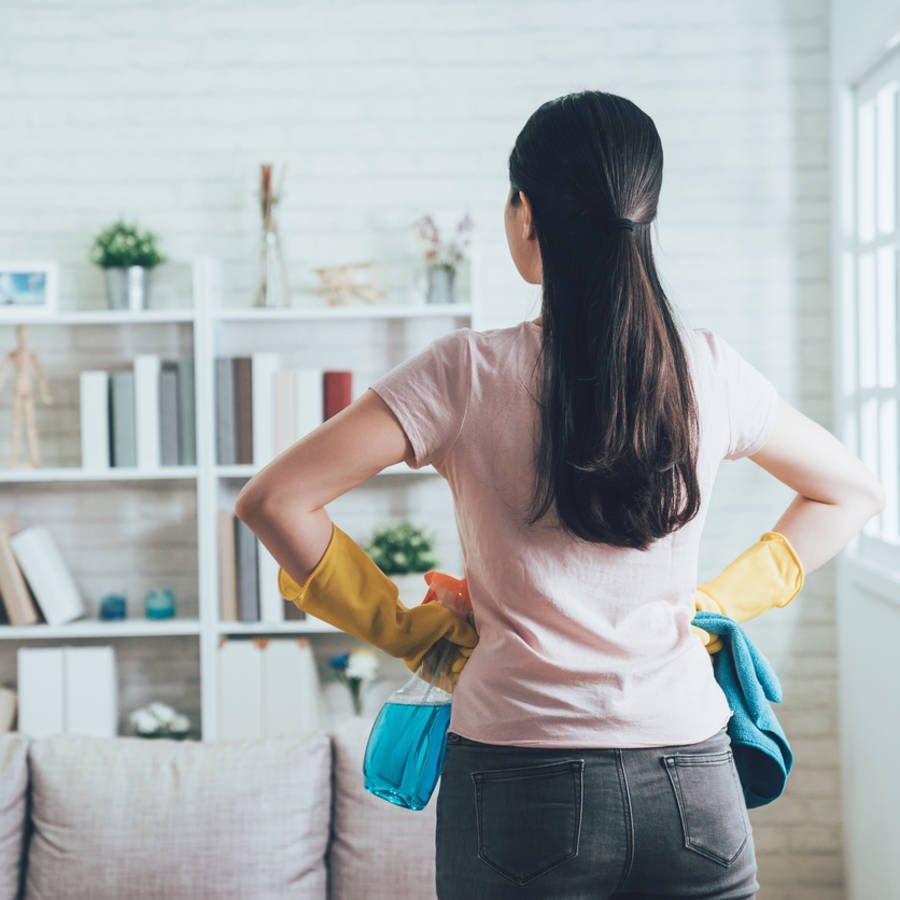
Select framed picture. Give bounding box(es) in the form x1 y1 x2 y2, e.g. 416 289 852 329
0 261 59 319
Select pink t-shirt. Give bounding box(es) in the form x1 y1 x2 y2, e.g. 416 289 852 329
369 320 778 748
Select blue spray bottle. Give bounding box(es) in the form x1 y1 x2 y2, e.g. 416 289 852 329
363 572 473 811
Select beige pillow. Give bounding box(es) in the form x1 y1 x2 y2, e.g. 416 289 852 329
329 715 438 900
0 734 28 900
25 732 331 899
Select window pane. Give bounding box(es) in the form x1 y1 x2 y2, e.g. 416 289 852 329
876 82 897 234
876 246 897 388
859 251 877 388
842 249 857 395
861 397 880 537
858 99 876 243
879 397 898 542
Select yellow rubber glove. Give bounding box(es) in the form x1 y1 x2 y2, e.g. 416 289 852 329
693 530 804 654
277 522 480 673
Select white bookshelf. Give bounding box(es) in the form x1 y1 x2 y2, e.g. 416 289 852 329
0 255 478 739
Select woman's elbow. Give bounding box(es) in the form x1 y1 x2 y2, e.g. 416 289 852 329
234 484 269 526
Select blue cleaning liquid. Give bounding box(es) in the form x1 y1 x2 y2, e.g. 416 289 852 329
363 700 452 810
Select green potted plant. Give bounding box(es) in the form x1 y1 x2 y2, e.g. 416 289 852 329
90 219 165 311
365 520 440 606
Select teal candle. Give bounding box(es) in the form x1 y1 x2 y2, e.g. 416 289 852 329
144 588 175 620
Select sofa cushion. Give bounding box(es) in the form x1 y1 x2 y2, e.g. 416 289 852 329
25 731 332 900
330 715 438 900
0 734 28 900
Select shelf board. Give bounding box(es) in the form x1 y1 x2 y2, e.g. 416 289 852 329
217 620 341 635
212 302 472 322
0 619 202 640
2 309 195 325
216 461 435 479
0 466 198 483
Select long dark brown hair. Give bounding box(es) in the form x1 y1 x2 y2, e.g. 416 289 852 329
509 90 701 550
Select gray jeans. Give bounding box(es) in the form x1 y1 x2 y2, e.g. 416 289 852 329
435 723 759 899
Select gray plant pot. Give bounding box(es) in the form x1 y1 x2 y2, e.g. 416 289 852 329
426 264 456 304
105 266 151 311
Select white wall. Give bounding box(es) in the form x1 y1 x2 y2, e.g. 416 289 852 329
0 2 838 896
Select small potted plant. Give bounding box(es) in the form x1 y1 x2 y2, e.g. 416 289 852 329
365 520 439 606
90 219 165 311
129 701 191 740
329 648 380 716
415 212 473 304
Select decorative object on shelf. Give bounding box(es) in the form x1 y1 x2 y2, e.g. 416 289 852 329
144 587 175 620
90 219 165 311
0 261 59 319
329 648 380 716
99 593 127 620
0 325 53 468
254 162 290 308
312 260 383 306
129 701 191 740
0 685 15 732
364 520 439 606
415 212 473 304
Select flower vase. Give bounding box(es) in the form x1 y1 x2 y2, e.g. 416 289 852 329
256 225 290 308
426 264 456 304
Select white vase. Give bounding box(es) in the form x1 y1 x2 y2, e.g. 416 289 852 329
393 572 429 606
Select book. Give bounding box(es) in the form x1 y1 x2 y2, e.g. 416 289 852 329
63 646 117 737
218 640 263 739
295 367 324 438
272 369 295 456
257 541 283 624
0 514 39 626
233 356 253 465
234 518 259 622
323 370 352 421
176 356 196 465
215 357 236 465
9 525 86 626
252 352 280 466
218 509 238 622
109 369 137 468
17 647 65 737
261 639 322 738
79 370 110 470
134 354 161 470
159 362 180 467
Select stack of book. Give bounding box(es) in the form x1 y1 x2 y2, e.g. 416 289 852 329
80 354 196 469
218 638 322 739
17 646 117 737
215 353 352 465
0 515 86 627
218 510 305 624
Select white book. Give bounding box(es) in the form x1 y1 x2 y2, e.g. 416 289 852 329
261 639 322 738
251 352 281 466
17 647 65 737
9 525 86 626
218 640 263 739
63 646 117 737
134 354 161 470
293 367 324 440
272 369 296 456
257 541 284 624
79 370 110 470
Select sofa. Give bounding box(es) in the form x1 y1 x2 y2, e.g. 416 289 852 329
0 715 440 900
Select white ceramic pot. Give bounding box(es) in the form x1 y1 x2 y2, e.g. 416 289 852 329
392 572 430 606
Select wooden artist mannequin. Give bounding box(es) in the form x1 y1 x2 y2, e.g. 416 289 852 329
0 324 53 468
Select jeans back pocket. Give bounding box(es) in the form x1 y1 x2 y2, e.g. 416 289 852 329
471 758 584 886
663 749 749 867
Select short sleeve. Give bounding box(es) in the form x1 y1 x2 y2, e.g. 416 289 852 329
368 328 471 470
698 328 779 460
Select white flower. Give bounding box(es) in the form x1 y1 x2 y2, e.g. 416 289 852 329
146 701 176 725
345 648 380 682
130 709 160 734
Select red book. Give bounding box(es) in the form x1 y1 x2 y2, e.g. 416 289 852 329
323 371 352 420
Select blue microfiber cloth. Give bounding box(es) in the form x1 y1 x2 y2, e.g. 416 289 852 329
691 610 793 809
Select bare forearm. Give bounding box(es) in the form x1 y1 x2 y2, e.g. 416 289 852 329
770 492 884 575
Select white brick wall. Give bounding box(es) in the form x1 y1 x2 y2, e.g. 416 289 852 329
0 2 835 896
